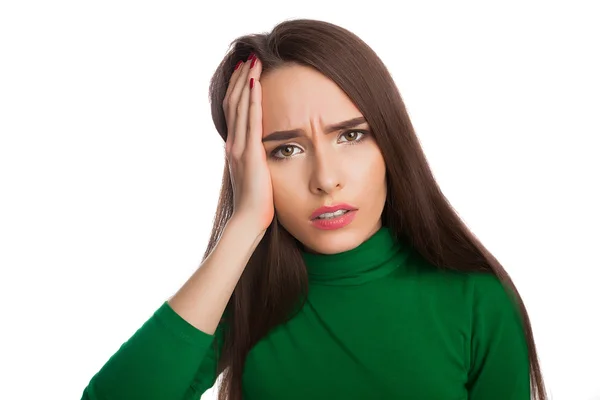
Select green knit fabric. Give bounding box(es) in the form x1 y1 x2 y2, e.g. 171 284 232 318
82 226 530 399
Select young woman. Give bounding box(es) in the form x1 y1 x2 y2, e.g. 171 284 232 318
82 19 547 400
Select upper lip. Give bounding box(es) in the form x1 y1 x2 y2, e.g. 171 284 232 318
310 203 358 220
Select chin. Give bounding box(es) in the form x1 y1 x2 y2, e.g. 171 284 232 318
296 226 372 255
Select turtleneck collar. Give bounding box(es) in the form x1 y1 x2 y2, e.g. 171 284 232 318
301 226 411 286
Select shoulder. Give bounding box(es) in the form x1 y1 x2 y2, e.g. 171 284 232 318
402 254 523 323
462 271 525 340
420 266 520 307
466 271 521 314
412 265 522 322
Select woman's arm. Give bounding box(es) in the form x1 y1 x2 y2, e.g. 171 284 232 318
81 216 265 400
82 54 269 400
167 216 264 335
466 273 531 399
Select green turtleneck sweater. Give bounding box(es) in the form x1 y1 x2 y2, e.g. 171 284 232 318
81 227 530 399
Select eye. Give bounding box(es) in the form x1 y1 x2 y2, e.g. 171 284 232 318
272 144 303 160
338 130 366 143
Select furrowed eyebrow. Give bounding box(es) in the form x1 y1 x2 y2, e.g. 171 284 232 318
262 116 367 143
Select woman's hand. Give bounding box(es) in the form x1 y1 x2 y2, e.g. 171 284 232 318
222 54 274 234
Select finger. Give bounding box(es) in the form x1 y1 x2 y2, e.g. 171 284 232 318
223 60 245 112
226 56 254 153
246 60 264 150
222 60 244 154
231 55 260 155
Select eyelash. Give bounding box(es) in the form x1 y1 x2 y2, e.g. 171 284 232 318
269 129 369 161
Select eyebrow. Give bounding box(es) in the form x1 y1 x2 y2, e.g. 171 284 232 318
262 116 367 143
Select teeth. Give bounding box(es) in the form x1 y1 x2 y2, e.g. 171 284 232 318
317 210 348 219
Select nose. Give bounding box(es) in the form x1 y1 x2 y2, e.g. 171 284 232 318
308 149 344 195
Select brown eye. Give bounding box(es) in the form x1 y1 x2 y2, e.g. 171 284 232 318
345 131 358 141
339 130 366 143
281 145 295 157
271 144 302 160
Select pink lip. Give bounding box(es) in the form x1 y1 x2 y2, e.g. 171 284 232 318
310 210 358 230
310 203 358 220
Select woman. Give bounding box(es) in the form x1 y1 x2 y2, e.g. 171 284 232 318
82 19 547 400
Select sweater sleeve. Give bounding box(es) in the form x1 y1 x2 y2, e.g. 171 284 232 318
466 273 531 400
81 301 224 400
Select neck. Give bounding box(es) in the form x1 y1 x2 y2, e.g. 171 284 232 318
301 226 411 285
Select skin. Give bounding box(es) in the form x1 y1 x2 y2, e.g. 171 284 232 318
259 63 388 254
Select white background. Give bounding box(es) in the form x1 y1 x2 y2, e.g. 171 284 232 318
1 1 599 399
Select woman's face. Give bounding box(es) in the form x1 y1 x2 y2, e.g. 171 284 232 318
260 64 387 254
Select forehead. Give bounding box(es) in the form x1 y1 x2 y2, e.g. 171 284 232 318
260 64 361 136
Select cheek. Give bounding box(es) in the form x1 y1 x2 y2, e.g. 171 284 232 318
352 146 387 190
373 156 387 188
270 167 302 214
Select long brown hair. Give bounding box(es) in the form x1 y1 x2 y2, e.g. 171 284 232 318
205 18 546 400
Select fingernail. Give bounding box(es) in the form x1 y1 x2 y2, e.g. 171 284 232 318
234 60 243 71
250 57 257 69
250 78 254 89
247 52 255 61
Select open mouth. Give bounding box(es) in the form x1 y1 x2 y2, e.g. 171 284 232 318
313 209 351 220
